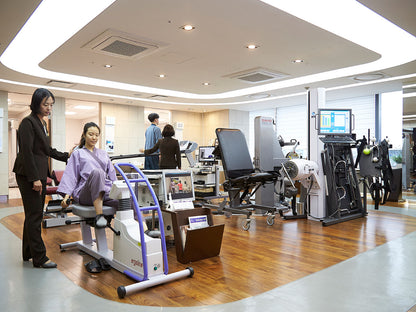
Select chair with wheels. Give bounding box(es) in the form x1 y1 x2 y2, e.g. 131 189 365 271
215 128 280 230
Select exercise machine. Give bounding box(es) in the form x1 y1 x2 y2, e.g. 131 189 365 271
317 108 366 226
215 128 279 230
254 116 321 220
60 163 193 298
43 170 81 228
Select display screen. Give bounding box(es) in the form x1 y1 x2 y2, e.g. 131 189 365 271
163 171 195 202
198 146 216 162
318 109 352 135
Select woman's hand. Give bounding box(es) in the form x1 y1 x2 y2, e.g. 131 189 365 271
32 180 42 194
61 194 70 209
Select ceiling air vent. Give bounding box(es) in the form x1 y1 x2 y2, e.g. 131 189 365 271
149 95 168 100
226 67 289 84
47 80 76 88
84 29 166 60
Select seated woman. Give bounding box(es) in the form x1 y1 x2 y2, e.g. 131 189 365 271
143 124 181 169
58 122 117 228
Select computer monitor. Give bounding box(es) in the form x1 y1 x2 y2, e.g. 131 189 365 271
198 146 216 163
318 108 352 135
162 170 195 204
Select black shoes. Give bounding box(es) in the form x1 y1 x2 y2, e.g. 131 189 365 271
33 260 57 269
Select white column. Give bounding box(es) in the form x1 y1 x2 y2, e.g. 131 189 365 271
51 96 67 171
0 90 8 198
308 88 326 219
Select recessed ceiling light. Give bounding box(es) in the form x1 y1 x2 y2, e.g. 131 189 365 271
159 74 166 78
181 24 195 31
352 73 386 81
247 44 259 50
292 59 304 63
202 82 210 86
104 64 112 68
65 111 76 115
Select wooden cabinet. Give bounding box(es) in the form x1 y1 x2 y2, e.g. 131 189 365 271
164 207 224 264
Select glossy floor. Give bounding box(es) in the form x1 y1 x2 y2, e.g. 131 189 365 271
1 196 416 311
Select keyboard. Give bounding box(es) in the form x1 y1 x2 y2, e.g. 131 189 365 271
319 136 356 144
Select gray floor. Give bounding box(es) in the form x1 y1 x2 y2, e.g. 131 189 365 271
1 205 416 312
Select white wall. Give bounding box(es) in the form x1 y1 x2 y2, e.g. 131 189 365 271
0 91 8 197
51 97 67 171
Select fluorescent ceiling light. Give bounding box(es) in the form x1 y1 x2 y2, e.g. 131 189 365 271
1 0 416 104
403 92 416 98
2 73 416 107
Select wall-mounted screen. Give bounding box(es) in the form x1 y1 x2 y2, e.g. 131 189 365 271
198 146 216 162
318 108 352 135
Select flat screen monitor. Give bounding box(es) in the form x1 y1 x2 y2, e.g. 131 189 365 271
318 108 352 135
198 146 216 162
162 170 195 204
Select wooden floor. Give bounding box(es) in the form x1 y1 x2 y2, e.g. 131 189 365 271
2 196 416 307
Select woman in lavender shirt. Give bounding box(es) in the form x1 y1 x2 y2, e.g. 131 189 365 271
58 122 117 228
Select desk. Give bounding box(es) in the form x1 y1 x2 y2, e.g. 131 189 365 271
163 207 224 264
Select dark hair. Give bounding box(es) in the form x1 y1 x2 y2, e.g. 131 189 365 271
30 88 55 114
148 113 159 122
78 122 100 148
162 124 175 137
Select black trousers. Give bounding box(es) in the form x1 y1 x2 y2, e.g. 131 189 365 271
16 174 48 266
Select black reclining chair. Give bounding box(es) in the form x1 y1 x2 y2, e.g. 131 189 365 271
215 128 279 230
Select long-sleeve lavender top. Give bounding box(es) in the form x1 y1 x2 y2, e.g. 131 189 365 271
57 147 116 202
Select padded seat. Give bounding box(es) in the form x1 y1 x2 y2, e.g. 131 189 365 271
229 172 275 184
215 128 279 224
72 204 116 218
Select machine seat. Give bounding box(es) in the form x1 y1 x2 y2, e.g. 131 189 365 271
72 204 116 218
229 172 276 185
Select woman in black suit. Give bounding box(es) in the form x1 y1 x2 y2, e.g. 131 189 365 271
13 88 69 268
143 124 181 169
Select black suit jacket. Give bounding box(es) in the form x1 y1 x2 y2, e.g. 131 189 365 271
145 137 181 169
13 113 68 182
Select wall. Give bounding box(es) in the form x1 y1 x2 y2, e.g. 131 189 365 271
0 91 8 197
100 103 144 164
202 110 229 145
50 97 66 171
171 110 203 144
66 116 99 151
229 109 250 138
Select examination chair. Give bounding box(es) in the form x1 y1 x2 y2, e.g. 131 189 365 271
215 128 279 230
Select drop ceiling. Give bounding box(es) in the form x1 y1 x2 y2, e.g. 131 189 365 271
0 0 416 114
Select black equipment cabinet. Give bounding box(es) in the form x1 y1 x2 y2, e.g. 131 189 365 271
321 142 367 226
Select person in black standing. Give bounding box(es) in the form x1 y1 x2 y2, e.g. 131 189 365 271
143 124 181 169
13 88 69 268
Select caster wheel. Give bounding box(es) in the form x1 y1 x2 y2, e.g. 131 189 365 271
242 219 251 231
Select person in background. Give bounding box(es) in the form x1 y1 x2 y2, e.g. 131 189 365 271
13 88 69 269
143 124 181 169
58 122 118 228
144 113 162 169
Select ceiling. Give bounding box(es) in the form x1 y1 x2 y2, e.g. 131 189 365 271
1 0 416 116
